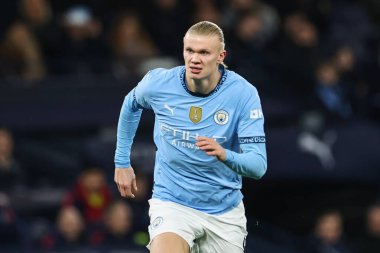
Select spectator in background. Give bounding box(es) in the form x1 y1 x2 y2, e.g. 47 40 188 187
308 210 353 253
332 46 356 80
145 0 190 60
58 5 109 75
103 200 134 244
314 61 352 121
38 206 87 250
0 193 23 250
227 9 276 95
192 0 221 25
63 167 112 226
92 200 147 250
299 50 357 141
222 0 279 40
298 61 351 158
0 128 25 192
109 12 158 78
18 0 62 67
353 202 380 253
0 22 46 80
221 0 254 29
275 12 319 102
331 45 369 116
327 0 374 68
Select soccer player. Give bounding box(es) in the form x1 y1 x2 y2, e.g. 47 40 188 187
114 21 267 253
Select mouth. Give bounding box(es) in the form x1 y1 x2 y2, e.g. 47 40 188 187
189 66 202 74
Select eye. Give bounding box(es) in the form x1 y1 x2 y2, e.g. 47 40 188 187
186 48 193 53
200 51 209 55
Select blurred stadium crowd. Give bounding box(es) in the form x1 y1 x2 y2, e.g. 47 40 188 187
0 0 380 252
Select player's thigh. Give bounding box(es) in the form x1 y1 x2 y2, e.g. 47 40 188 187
196 201 248 252
197 233 244 253
150 232 190 253
148 199 202 251
209 201 247 248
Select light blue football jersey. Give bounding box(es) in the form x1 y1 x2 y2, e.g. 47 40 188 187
116 65 266 214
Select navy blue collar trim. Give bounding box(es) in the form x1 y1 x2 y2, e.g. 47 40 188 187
180 65 228 97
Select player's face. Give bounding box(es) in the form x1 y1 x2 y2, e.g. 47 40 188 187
183 33 226 81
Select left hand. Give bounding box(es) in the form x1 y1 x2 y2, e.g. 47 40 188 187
196 136 226 161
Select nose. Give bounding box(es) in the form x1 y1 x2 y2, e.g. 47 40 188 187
190 53 201 63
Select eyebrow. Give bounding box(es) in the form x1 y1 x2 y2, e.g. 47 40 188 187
185 47 210 53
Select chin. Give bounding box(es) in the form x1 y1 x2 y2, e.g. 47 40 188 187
187 70 202 79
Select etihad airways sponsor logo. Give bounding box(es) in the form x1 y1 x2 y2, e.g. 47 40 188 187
160 123 227 149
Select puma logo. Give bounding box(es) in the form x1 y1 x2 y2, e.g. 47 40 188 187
298 131 337 170
164 104 176 116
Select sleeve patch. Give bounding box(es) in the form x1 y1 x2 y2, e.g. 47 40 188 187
250 109 263 119
238 136 266 144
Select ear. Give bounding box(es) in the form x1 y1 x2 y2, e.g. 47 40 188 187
218 50 227 63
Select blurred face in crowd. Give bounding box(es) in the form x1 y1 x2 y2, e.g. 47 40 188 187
105 201 133 235
314 212 343 245
316 63 338 87
194 3 220 24
22 0 50 24
156 0 177 10
231 0 254 10
334 46 355 72
4 23 35 49
237 14 262 41
285 13 317 48
0 129 13 158
80 169 106 192
183 33 225 85
117 15 140 40
111 14 142 52
57 206 84 242
367 206 380 237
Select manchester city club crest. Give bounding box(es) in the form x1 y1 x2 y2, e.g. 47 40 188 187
189 106 202 124
150 216 163 230
214 110 229 125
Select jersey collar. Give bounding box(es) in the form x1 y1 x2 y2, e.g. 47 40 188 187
180 65 228 97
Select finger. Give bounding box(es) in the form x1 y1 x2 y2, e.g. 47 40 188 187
133 177 138 192
199 144 215 151
115 177 123 194
206 151 217 156
118 183 127 197
124 184 135 198
196 140 211 147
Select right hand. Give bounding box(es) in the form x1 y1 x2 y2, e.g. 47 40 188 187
114 167 138 198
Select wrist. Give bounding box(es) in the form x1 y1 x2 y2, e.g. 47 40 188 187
224 149 234 162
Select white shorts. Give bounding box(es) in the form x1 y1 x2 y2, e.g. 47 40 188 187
147 199 248 253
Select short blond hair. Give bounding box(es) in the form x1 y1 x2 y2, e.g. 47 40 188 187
186 21 228 68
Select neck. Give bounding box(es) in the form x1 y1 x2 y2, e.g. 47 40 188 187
186 69 221 95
